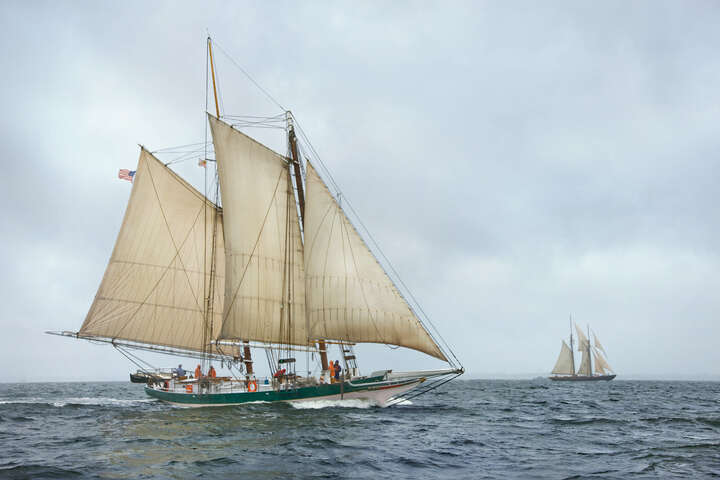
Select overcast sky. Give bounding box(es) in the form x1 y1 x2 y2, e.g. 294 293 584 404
1 1 719 382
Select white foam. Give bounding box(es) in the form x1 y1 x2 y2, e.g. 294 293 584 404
290 398 377 409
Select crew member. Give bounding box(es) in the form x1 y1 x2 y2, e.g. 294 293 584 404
194 364 202 379
208 365 217 378
334 360 342 381
328 361 335 383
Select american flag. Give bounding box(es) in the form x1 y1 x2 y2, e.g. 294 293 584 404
118 169 136 182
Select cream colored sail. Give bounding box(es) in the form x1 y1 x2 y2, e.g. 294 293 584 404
551 340 574 375
303 161 446 360
209 116 308 346
575 323 589 351
592 351 606 374
80 149 225 352
577 349 591 376
593 332 607 356
594 348 614 373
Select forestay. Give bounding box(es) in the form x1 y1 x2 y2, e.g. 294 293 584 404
80 149 225 352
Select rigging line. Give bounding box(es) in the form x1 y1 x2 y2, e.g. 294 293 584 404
386 373 463 407
220 169 285 327
109 178 208 340
212 40 286 112
115 345 156 371
295 122 459 366
115 345 155 373
341 209 395 346
152 141 210 153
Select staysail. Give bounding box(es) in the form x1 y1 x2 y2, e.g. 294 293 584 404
80 149 225 353
594 348 614 373
303 161 446 360
209 116 309 346
551 340 574 375
593 332 607 356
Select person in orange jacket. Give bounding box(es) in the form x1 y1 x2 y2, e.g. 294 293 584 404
328 361 336 383
194 364 202 379
209 365 217 378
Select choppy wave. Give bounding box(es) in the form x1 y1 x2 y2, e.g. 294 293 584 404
0 397 154 408
2 380 720 478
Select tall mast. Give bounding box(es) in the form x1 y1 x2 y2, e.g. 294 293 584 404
569 315 575 375
587 324 592 377
286 111 329 374
207 37 221 118
207 36 254 376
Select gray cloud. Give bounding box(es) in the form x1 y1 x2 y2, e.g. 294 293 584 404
2 1 719 381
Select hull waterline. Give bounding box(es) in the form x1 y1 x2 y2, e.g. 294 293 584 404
144 376 424 407
548 374 616 382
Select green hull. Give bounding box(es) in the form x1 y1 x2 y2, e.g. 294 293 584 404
144 375 417 406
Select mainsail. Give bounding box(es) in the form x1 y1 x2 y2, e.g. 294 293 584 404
577 348 591 376
551 340 574 375
80 149 225 353
209 116 309 346
303 161 446 360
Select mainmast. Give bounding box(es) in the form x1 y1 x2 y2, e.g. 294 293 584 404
569 315 575 376
201 36 223 372
286 111 329 374
587 324 592 377
207 36 255 376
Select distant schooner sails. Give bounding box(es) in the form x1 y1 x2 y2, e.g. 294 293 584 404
549 321 616 381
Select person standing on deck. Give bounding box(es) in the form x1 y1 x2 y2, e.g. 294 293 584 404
328 361 336 383
194 364 202 379
209 365 217 378
334 360 342 382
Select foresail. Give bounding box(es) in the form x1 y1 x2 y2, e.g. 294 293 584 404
208 116 309 346
303 161 446 361
551 340 574 375
80 149 225 352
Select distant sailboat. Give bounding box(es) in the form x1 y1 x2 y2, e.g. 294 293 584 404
549 320 615 381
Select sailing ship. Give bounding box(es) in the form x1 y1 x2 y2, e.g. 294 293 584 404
549 321 615 381
48 38 463 406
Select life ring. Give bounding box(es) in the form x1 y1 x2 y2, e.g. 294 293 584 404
185 384 193 393
247 380 258 393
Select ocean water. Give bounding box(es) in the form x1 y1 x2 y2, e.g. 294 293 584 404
1 379 719 479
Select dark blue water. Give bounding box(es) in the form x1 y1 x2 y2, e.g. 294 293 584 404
1 380 719 478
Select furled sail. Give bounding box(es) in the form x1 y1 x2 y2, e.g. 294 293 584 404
551 340 574 375
80 149 225 352
575 323 589 352
577 349 591 376
303 161 446 360
209 116 309 346
593 332 607 356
